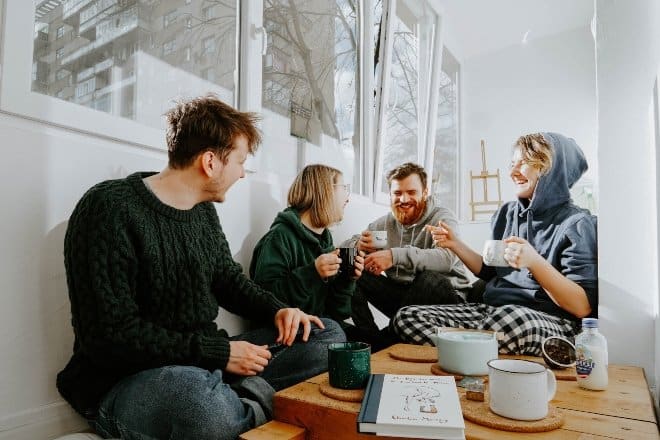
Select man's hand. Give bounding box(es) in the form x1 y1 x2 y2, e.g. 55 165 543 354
226 341 272 376
274 308 325 346
364 249 393 275
357 230 379 254
315 250 341 279
425 221 456 250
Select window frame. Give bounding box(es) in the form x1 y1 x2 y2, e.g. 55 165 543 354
372 0 447 203
240 0 369 185
430 47 461 215
0 0 240 149
1 0 457 200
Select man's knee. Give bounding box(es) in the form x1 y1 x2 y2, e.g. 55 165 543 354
166 368 272 440
313 318 346 343
99 366 259 440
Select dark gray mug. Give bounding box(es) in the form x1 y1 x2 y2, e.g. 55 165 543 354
327 342 371 389
338 247 358 279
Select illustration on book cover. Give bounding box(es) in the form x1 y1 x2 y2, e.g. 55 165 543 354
384 375 452 424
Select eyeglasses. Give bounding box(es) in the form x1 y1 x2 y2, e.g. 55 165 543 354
333 183 351 193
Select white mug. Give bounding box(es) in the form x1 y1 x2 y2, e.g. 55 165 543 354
482 239 508 267
487 359 557 421
371 230 388 249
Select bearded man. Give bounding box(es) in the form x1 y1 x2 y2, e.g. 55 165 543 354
345 163 480 348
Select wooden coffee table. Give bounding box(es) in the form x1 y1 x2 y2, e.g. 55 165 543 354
272 344 659 439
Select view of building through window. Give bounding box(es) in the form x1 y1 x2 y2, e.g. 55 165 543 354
28 0 454 203
260 0 360 186
31 0 237 128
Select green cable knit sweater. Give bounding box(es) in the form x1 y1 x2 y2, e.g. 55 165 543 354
57 172 287 417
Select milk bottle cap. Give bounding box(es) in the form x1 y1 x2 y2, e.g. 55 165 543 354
582 318 598 328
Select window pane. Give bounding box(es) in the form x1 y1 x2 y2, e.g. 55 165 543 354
379 9 418 191
431 49 459 214
261 0 359 187
31 0 237 128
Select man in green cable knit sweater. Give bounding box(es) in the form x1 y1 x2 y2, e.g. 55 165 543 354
57 95 346 440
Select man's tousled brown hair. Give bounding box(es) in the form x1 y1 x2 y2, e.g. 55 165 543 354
165 94 261 169
386 162 428 189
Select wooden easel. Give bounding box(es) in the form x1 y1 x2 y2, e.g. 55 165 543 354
469 140 503 221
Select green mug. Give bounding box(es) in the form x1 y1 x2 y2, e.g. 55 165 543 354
328 342 371 389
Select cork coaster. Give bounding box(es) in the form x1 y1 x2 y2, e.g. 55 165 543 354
460 394 564 433
318 378 365 402
388 344 437 363
430 363 488 382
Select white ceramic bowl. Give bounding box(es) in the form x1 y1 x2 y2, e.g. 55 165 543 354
430 328 498 376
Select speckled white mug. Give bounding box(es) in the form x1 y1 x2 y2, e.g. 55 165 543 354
487 359 556 420
482 239 508 267
371 230 387 249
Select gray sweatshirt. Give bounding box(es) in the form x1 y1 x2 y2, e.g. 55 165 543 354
344 199 471 292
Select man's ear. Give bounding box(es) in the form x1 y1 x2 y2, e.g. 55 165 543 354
422 187 429 201
199 151 216 177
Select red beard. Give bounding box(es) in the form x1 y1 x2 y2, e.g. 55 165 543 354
392 198 427 225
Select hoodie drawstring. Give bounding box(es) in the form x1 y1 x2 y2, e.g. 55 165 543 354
395 223 417 279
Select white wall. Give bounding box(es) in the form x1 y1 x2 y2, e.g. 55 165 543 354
596 0 659 402
460 26 598 220
0 112 169 439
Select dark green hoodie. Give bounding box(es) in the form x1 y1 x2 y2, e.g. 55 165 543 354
250 207 356 323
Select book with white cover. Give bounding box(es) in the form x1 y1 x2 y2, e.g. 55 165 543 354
357 374 465 439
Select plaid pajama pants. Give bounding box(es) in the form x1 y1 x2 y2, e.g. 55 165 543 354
391 303 579 356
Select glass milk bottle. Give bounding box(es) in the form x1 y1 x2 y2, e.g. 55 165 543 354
575 318 608 390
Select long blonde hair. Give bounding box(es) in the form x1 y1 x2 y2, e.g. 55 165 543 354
288 164 342 228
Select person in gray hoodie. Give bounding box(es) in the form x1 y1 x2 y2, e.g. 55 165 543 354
392 133 597 356
345 163 474 346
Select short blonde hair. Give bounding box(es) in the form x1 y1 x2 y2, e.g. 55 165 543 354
288 164 342 228
514 133 553 175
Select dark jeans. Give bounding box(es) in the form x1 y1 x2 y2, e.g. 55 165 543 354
93 318 345 440
351 271 481 335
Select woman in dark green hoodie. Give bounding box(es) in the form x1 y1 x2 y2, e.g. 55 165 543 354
250 164 364 327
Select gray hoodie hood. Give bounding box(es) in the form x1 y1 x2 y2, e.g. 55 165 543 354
526 132 588 215
509 132 588 239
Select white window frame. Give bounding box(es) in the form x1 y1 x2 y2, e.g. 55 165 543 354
431 47 461 215
372 0 445 203
240 0 373 191
0 0 240 149
1 0 453 197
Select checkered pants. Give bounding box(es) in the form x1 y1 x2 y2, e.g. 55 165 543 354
391 303 579 356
